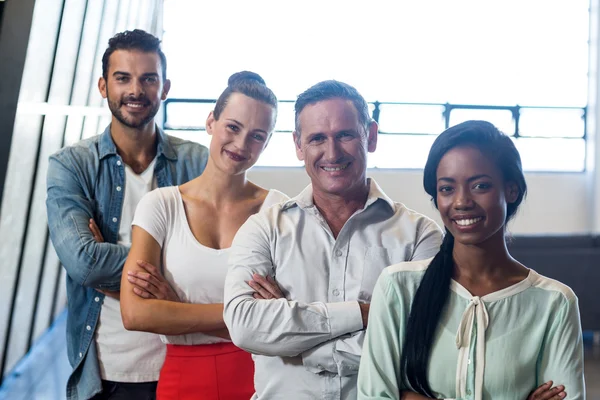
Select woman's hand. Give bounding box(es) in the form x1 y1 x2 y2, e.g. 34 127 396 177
527 381 566 400
127 260 181 302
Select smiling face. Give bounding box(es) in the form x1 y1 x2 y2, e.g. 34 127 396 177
206 92 276 175
293 98 377 199
436 145 519 247
98 49 170 130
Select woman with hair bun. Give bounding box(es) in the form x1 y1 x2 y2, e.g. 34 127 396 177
119 71 288 399
358 120 585 400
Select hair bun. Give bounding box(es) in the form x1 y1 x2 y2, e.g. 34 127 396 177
228 71 266 86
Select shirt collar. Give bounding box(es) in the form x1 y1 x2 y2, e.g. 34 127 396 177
281 178 396 213
98 124 176 161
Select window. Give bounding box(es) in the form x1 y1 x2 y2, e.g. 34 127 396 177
162 0 589 171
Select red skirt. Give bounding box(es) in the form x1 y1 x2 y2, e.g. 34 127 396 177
157 342 255 400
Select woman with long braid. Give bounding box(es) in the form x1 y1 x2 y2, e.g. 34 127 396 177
357 120 585 400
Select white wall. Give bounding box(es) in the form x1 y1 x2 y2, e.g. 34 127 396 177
248 168 590 235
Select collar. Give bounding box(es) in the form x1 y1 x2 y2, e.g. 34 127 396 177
281 178 395 213
98 124 176 161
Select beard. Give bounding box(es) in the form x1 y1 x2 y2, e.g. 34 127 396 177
106 90 160 129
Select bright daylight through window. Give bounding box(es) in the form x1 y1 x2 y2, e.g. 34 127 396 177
162 0 589 171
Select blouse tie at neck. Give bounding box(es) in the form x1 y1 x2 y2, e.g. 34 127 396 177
455 296 489 400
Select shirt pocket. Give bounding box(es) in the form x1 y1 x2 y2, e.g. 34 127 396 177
360 246 409 301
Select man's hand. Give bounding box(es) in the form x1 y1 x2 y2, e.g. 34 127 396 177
359 303 370 328
89 218 104 242
528 381 566 400
248 274 285 300
127 260 180 301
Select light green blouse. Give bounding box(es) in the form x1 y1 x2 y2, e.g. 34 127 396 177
357 258 585 400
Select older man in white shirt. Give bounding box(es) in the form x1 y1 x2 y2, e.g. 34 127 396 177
223 80 443 400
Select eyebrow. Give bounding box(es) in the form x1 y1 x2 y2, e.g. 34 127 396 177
112 71 159 77
437 174 493 183
226 119 268 135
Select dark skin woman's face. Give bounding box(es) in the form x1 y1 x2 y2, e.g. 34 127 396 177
435 145 519 248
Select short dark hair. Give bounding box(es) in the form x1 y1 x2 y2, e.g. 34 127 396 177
294 80 371 135
101 29 167 81
213 71 278 121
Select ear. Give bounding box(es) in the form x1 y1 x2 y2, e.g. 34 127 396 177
206 111 216 135
98 77 107 99
366 120 378 152
293 131 304 161
505 182 519 204
161 79 171 100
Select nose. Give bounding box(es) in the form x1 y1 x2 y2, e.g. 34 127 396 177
129 79 145 98
454 187 475 210
324 138 344 163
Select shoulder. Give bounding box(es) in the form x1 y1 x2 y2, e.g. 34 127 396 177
263 189 290 208
165 134 209 157
379 258 432 290
527 269 578 304
373 258 433 303
385 257 432 276
138 186 180 212
49 136 100 164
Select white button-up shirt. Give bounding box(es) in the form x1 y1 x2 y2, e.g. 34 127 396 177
224 179 443 399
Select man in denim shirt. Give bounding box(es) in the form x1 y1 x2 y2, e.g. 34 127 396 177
46 30 208 400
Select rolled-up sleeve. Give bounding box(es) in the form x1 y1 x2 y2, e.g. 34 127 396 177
223 213 364 357
46 153 128 290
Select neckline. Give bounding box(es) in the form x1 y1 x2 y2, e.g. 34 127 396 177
450 269 535 302
173 187 272 253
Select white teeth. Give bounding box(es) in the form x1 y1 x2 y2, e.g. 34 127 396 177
126 103 143 108
455 217 483 226
322 164 349 172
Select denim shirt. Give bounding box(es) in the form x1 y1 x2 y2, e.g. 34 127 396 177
46 125 208 400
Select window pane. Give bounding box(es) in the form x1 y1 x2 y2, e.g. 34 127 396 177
275 102 295 132
368 134 437 169
255 132 302 167
164 102 215 130
514 138 585 172
519 108 585 138
377 104 445 134
449 109 515 136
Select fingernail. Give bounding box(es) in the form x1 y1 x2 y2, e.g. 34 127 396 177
127 276 133 281
559 393 566 398
127 271 133 275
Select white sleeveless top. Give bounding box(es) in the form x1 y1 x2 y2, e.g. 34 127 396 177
132 186 288 345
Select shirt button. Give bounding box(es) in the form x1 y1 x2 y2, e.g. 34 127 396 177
116 186 122 192
79 352 83 358
94 297 100 302
467 358 471 364
335 250 343 257
86 325 91 331
112 217 117 223
116 160 122 166
333 289 340 296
